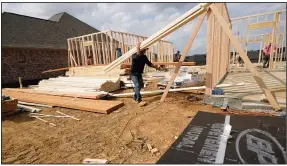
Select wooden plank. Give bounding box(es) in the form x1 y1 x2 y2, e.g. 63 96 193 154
258 36 263 64
104 3 210 72
95 34 101 64
83 41 93 47
2 90 124 114
42 67 70 73
67 40 72 67
74 40 81 65
269 13 279 70
247 21 276 30
91 35 97 65
160 13 206 102
205 10 213 95
231 9 286 21
3 88 107 100
210 4 281 111
100 33 106 64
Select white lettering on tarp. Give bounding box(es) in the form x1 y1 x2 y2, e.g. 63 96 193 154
246 134 277 164
247 145 278 164
236 129 287 164
175 126 204 150
197 123 224 164
246 134 274 153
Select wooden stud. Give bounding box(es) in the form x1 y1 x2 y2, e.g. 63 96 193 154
75 39 80 65
105 32 110 63
19 77 23 89
160 12 207 102
67 40 71 68
210 4 281 111
100 33 106 64
95 34 101 64
91 35 96 65
206 10 214 95
258 35 263 64
269 12 279 70
70 39 78 66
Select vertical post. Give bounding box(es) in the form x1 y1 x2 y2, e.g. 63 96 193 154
67 39 71 68
91 35 96 65
74 39 80 65
121 33 125 53
18 77 23 89
100 33 106 64
258 35 263 64
244 17 250 70
269 12 279 70
206 10 214 95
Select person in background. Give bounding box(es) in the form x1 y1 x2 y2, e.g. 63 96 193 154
263 42 276 68
87 55 92 65
116 48 122 58
131 41 159 106
174 51 181 62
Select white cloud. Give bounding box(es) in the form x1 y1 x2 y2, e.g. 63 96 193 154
2 3 286 55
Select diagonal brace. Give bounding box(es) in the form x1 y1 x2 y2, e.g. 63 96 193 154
160 12 207 102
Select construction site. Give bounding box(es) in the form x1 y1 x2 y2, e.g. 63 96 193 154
1 3 286 164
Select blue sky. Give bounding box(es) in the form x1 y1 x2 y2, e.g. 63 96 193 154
2 3 286 55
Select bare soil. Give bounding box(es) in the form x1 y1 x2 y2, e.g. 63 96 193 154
1 84 275 164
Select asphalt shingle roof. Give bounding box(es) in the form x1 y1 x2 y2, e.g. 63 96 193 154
2 12 100 49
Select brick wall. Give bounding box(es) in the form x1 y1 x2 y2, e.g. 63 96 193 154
2 47 68 84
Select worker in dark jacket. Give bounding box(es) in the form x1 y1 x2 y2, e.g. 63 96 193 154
131 42 159 106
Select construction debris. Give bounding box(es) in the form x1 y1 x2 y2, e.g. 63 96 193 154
2 96 19 117
17 104 42 113
83 158 108 164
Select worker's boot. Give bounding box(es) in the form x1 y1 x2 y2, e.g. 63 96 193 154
138 101 147 107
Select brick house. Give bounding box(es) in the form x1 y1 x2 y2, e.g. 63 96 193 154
2 12 100 87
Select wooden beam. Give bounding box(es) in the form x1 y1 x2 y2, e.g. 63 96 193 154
247 21 276 30
210 4 281 111
91 35 96 65
100 33 106 64
104 3 210 73
160 12 207 102
269 13 279 70
205 9 213 95
258 36 263 64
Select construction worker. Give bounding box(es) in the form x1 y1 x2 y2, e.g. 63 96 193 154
116 48 122 58
263 42 276 68
131 42 159 106
174 50 181 62
87 55 92 65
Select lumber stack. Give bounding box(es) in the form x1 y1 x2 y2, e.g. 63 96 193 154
35 76 120 93
2 96 18 117
2 89 123 114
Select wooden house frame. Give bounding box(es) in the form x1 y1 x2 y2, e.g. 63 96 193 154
230 9 286 69
67 30 175 67
103 3 284 111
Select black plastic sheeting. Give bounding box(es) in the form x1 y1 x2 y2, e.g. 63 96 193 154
157 111 286 164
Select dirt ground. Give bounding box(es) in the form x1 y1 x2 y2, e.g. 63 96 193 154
1 84 276 164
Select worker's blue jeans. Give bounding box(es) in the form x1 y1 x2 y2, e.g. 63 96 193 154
131 74 144 103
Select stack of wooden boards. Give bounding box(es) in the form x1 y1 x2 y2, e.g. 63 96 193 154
2 96 18 117
2 89 124 114
1 65 128 114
